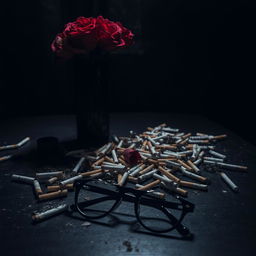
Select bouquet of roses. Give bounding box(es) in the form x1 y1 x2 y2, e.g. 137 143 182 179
51 16 134 58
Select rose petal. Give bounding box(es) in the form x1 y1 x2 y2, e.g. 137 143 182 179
123 149 141 166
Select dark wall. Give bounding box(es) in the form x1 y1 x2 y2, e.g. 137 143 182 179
1 0 255 143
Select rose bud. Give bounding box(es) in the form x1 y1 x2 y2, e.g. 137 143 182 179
123 149 141 166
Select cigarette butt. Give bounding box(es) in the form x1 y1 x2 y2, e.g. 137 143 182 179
60 175 82 187
138 169 157 182
38 189 68 201
196 132 208 136
36 171 64 180
156 145 177 150
47 184 73 192
0 155 12 162
149 191 166 199
158 166 180 183
137 179 161 191
147 127 154 131
158 162 167 166
179 138 189 145
180 167 208 183
157 158 176 162
118 172 129 186
11 174 35 184
147 141 152 148
188 139 209 144
0 144 18 150
211 134 227 140
106 142 114 154
95 143 108 155
216 162 248 171
116 140 124 149
139 164 154 175
118 157 128 167
92 157 105 167
129 164 146 177
220 172 239 192
176 187 188 197
182 133 192 140
179 180 208 191
209 150 226 159
204 157 224 162
177 160 193 171
187 160 200 173
147 159 158 165
111 149 119 163
193 158 202 166
128 143 136 149
72 157 85 175
17 137 30 147
161 182 188 197
127 176 138 183
153 173 176 186
117 173 123 183
138 149 150 154
104 156 115 164
80 169 104 177
33 180 43 195
32 204 68 222
47 177 59 185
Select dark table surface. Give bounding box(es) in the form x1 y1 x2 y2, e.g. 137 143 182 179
1 113 256 256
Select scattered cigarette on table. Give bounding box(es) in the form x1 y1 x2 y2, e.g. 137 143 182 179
0 137 30 151
32 204 68 222
0 155 12 162
219 172 239 192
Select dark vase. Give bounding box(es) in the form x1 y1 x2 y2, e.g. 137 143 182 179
75 50 109 149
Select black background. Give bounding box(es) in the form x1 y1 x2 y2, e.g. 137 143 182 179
1 0 255 143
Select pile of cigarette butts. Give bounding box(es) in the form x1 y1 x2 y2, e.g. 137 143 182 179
9 123 248 222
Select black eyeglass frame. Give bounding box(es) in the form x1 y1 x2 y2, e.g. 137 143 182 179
74 179 194 235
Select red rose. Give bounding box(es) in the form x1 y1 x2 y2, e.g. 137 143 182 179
97 16 134 51
51 17 98 58
123 149 141 166
51 16 134 57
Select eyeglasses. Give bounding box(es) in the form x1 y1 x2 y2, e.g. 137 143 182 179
73 179 194 236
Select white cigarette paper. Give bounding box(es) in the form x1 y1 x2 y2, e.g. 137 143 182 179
220 172 239 192
32 204 68 222
60 175 83 187
0 145 18 151
0 155 12 162
209 150 226 159
118 172 129 186
33 180 43 195
36 171 64 179
72 157 85 175
11 174 35 184
111 150 118 163
17 137 30 147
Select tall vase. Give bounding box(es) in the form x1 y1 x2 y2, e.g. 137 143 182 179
75 51 109 149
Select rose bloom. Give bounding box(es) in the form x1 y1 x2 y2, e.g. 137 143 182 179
96 16 134 51
51 17 98 58
51 16 134 58
123 149 141 166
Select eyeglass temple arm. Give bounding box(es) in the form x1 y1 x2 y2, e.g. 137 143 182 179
76 196 113 208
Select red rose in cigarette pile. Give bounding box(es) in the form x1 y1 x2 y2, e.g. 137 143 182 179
51 16 134 58
123 149 142 166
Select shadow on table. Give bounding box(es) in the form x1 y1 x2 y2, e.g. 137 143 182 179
66 209 194 241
